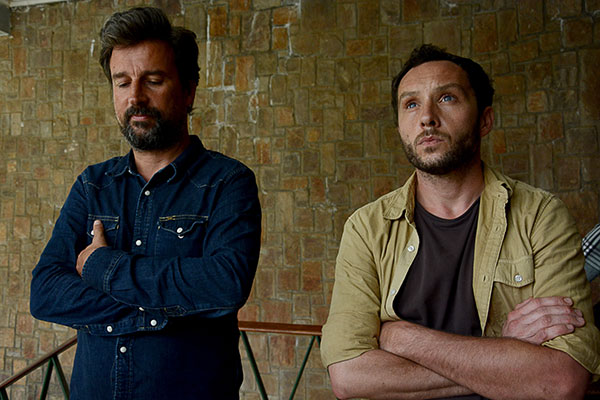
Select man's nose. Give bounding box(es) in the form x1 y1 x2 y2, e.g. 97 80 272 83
419 101 439 127
129 82 148 106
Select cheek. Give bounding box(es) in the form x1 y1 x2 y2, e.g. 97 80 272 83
113 99 126 124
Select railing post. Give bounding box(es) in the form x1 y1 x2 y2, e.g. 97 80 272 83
240 331 268 400
1 387 8 400
288 335 317 400
50 355 70 399
39 359 54 400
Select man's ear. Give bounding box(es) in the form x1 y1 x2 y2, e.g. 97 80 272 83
184 83 197 113
479 106 494 138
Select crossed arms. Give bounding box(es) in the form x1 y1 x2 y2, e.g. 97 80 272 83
30 166 261 330
329 296 589 400
323 193 598 400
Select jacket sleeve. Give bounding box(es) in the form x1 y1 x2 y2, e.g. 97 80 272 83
321 214 382 368
80 166 261 317
30 175 142 331
531 196 600 377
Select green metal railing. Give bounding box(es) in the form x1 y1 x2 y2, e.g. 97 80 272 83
0 335 75 400
0 321 322 400
3 322 600 399
238 321 322 400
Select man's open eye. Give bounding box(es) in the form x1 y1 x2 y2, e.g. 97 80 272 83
441 94 455 102
405 101 417 109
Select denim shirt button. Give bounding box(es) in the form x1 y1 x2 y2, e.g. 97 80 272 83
119 346 127 353
138 307 144 312
135 239 142 247
106 325 113 333
176 227 183 234
144 190 151 196
150 319 157 327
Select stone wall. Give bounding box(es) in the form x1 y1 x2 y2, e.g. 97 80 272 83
0 0 599 398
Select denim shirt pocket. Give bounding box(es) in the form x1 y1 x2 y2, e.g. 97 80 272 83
156 215 208 257
86 215 120 247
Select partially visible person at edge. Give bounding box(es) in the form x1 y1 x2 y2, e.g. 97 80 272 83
585 223 600 282
321 44 599 400
30 7 261 400
584 223 600 326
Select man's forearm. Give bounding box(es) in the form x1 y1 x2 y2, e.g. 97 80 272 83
329 349 473 400
381 321 589 400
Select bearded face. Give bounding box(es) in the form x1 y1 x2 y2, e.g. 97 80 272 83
110 40 195 153
395 61 485 176
119 105 186 151
399 123 481 175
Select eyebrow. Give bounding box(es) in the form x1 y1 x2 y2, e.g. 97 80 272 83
398 83 469 102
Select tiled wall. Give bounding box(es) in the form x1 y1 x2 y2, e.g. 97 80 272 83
1 0 598 398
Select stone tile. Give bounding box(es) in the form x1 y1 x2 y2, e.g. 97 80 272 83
300 0 336 31
301 260 323 291
547 0 582 18
517 0 543 35
473 13 498 53
423 19 461 55
563 18 593 47
208 5 228 37
242 11 270 52
402 0 437 22
579 49 600 122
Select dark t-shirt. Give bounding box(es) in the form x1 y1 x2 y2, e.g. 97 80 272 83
393 199 485 400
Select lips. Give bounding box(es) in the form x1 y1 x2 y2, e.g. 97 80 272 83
130 114 152 122
418 136 442 145
124 106 161 126
416 130 449 146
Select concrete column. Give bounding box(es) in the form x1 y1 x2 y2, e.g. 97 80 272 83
0 1 9 36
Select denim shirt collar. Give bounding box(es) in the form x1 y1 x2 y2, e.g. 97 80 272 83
105 136 206 183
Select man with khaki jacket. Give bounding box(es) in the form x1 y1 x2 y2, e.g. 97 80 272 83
322 44 599 400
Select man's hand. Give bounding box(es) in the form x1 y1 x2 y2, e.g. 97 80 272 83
76 220 108 276
502 296 585 345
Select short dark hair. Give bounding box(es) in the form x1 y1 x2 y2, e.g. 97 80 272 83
391 44 494 123
99 7 199 95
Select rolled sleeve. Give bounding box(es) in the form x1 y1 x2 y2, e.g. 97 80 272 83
531 197 600 377
321 216 382 367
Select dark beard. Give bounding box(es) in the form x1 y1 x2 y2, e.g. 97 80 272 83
400 126 480 175
120 106 185 151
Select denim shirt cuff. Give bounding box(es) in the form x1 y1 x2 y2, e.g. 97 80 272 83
73 309 169 336
82 246 126 294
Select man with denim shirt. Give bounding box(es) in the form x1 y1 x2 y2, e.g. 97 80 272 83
322 45 599 399
30 7 260 399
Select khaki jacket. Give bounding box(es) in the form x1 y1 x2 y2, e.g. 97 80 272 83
321 165 600 377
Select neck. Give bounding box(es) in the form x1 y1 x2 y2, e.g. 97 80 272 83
132 134 191 182
414 158 484 219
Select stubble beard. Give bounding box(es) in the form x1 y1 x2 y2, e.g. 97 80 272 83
120 106 186 151
400 124 480 176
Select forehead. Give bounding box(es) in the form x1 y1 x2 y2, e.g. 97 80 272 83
398 60 473 95
109 40 176 76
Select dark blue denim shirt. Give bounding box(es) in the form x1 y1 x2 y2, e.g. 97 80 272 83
30 136 261 400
